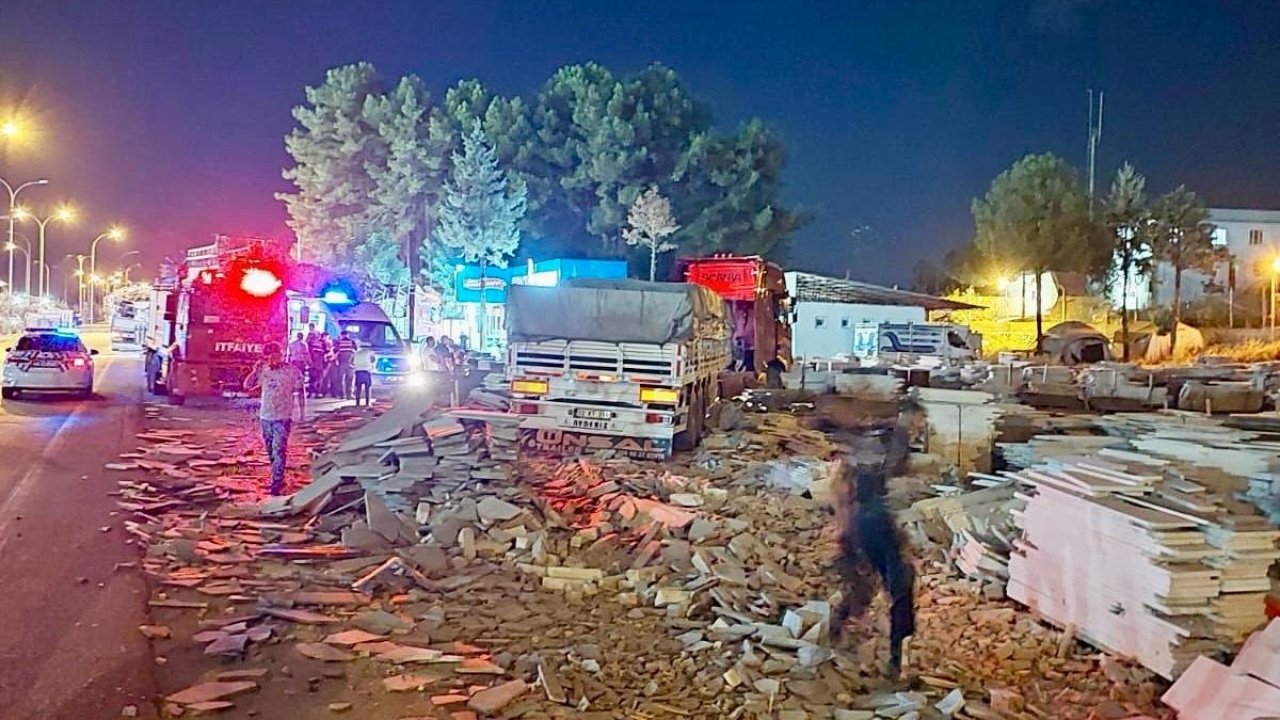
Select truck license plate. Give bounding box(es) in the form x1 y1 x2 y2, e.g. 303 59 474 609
569 418 613 431
573 408 615 420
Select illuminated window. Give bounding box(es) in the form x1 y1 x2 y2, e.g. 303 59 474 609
1211 227 1228 248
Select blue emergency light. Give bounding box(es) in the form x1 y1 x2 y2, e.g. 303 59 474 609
323 290 352 304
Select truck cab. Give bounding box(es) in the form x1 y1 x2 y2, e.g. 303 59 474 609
286 294 419 387
110 300 149 350
854 321 981 362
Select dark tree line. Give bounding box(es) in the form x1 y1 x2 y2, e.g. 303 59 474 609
278 62 805 293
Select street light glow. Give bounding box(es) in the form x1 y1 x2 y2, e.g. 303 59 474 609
55 206 76 222
1271 256 1280 273
108 226 125 240
11 207 29 221
0 121 19 138
995 276 1010 291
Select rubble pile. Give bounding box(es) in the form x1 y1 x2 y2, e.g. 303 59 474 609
906 454 1279 679
108 399 1187 719
1161 618 1280 718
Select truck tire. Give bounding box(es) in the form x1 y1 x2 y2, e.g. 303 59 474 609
674 384 704 452
1 388 14 400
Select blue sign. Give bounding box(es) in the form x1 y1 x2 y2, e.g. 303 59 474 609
452 258 627 304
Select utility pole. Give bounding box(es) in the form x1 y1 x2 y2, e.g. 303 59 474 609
1086 89 1104 213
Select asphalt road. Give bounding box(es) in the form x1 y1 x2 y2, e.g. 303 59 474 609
0 330 158 719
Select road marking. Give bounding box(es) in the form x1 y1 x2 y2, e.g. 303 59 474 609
0 356 121 557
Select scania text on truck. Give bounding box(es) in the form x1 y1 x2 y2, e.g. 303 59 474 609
675 255 792 374
505 279 731 461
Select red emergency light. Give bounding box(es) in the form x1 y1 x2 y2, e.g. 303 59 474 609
240 268 283 297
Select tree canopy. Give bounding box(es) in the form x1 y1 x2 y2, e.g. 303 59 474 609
971 153 1104 340
278 61 804 294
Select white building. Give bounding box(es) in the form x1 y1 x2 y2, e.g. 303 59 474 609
1150 207 1280 306
784 271 980 360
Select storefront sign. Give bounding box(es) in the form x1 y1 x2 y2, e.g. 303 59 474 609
519 428 671 461
462 276 507 291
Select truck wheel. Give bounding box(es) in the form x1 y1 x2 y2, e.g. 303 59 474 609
1 388 14 400
674 384 704 452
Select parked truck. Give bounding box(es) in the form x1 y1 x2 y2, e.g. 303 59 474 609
505 279 731 460
110 299 149 350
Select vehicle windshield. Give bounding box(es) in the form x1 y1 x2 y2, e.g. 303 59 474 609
16 334 87 353
342 321 403 350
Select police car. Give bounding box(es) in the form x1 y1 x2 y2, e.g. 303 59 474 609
2 327 98 399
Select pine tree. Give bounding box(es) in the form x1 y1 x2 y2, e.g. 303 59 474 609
436 122 527 349
1104 162 1153 361
972 153 1103 345
1151 186 1216 352
278 63 386 271
623 186 680 281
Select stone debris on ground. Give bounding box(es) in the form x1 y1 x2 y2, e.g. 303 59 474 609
108 395 1212 719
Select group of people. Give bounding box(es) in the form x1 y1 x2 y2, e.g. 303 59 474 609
419 334 468 373
285 323 374 406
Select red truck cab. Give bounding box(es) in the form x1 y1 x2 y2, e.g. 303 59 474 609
675 255 792 374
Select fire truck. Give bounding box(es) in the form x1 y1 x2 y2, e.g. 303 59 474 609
144 236 292 404
675 255 793 374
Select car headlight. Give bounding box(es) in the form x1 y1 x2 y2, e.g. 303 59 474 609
407 355 422 370
406 371 428 388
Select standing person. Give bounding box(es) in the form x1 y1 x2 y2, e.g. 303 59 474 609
420 336 439 371
306 323 326 396
352 344 375 407
286 331 309 377
334 330 358 399
434 336 456 373
243 342 305 496
318 332 336 397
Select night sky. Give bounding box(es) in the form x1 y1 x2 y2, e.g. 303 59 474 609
1 1 1276 287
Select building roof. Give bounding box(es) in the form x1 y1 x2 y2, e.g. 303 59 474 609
785 272 983 311
1209 208 1280 224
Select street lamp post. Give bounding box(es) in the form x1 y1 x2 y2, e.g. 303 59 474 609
123 262 143 283
34 260 50 298
5 236 31 294
0 177 48 294
14 205 75 297
74 254 86 317
88 227 124 323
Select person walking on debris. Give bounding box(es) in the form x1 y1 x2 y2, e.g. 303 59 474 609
829 400 922 678
243 342 305 495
